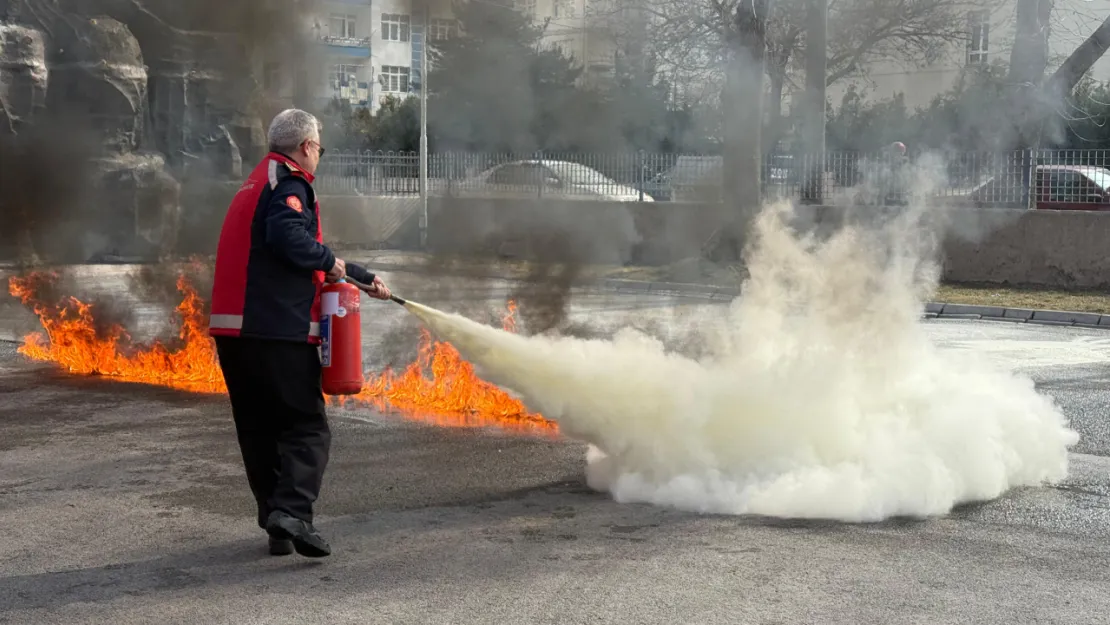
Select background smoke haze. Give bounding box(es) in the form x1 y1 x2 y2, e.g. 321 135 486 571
2 0 1104 355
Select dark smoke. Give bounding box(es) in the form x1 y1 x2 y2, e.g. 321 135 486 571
127 258 213 312
0 122 99 265
0 0 322 344
419 196 643 336
8 270 136 341
418 238 584 336
0 0 322 268
506 255 583 336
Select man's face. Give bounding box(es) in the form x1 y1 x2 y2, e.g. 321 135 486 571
301 135 325 174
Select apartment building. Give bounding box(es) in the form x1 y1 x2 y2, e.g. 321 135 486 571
308 0 619 112
527 0 623 83
308 0 426 110
826 0 1110 109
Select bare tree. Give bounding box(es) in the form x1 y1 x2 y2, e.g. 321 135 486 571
1005 0 1110 149
603 0 981 157
595 0 773 259
1045 16 1110 96
1004 0 1052 149
605 0 976 147
765 0 984 146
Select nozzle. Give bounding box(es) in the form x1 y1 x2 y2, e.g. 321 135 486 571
390 294 407 305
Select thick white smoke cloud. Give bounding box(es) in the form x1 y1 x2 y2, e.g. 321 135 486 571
403 184 1079 522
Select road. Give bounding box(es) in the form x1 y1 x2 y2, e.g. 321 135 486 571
1 267 1108 625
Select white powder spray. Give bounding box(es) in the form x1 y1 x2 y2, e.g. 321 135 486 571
404 199 1079 522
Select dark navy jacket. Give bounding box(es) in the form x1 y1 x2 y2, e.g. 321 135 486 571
209 152 375 343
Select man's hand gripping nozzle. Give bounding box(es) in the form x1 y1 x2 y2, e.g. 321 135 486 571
343 276 406 306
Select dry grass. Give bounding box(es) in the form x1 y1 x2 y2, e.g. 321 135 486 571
932 284 1110 314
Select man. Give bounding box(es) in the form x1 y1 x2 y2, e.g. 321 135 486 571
884 141 909 206
208 108 392 558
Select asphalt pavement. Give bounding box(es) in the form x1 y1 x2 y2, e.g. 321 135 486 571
0 267 1108 625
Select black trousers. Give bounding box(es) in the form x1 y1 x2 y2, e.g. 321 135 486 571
214 336 331 527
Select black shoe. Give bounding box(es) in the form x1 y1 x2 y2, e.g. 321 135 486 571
265 510 331 558
268 536 294 556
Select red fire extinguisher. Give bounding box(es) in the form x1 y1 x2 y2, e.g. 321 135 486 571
320 279 364 395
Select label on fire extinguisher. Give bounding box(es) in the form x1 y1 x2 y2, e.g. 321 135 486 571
321 292 339 316
320 314 332 367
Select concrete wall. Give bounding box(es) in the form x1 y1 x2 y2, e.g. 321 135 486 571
319 196 1110 289
940 208 1110 289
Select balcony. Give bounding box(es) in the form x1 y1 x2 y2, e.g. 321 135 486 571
318 35 372 48
317 34 371 57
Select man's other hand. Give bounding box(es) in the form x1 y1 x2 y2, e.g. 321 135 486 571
363 276 392 300
327 258 346 283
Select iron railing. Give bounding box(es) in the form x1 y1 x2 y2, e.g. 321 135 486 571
312 149 1110 208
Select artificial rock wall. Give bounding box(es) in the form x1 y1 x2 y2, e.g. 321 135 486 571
0 0 274 262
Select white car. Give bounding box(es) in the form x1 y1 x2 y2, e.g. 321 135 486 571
455 159 654 202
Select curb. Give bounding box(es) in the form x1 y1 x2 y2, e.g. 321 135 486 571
358 260 1110 331
921 303 1110 329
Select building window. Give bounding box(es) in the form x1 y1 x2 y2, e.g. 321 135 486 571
514 0 536 19
263 62 281 90
553 0 576 18
330 14 357 38
382 14 411 42
968 11 989 65
379 65 410 92
330 64 360 89
430 18 456 40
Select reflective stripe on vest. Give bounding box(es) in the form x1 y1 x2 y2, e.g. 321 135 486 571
268 159 281 190
209 314 243 330
208 314 319 337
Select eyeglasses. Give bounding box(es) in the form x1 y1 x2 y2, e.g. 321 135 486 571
303 140 325 157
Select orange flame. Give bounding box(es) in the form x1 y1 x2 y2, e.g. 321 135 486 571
7 270 557 436
8 271 226 393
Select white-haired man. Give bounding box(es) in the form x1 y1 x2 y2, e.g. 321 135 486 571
208 108 391 558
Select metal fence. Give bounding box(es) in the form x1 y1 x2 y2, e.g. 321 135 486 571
312 149 1110 209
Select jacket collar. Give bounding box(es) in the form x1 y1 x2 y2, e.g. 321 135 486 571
268 151 316 184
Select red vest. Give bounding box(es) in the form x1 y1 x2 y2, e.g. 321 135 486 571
209 153 326 344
